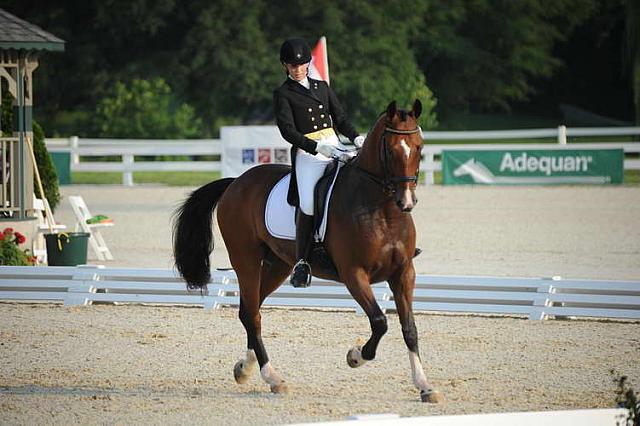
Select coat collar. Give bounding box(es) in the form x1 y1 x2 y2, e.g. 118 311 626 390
285 77 322 102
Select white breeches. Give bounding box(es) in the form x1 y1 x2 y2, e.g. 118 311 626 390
295 133 340 216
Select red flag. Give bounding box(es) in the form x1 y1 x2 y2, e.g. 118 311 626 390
309 36 330 85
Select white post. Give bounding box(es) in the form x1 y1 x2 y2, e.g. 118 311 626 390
557 125 567 145
123 154 134 186
422 151 435 185
70 136 80 165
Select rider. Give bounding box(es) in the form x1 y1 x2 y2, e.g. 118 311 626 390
273 37 365 288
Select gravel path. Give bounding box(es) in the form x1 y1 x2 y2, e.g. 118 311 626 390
1 184 639 424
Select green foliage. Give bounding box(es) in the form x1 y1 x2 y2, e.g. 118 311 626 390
32 121 61 212
0 228 35 266
2 0 630 132
94 78 203 138
415 0 599 112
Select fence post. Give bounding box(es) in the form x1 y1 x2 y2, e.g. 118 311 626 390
557 125 567 145
123 154 134 186
423 150 435 185
70 136 79 165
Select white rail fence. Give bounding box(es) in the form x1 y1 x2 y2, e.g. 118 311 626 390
297 408 631 426
46 137 221 186
46 126 640 186
1 266 639 321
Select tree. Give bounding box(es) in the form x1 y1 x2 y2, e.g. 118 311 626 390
626 0 640 124
415 0 598 113
94 78 203 138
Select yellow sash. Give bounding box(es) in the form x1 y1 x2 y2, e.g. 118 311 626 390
304 128 336 141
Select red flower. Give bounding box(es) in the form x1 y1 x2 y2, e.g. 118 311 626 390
14 232 26 244
0 233 4 241
3 227 13 235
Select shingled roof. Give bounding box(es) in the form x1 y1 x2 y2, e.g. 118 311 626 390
0 8 64 51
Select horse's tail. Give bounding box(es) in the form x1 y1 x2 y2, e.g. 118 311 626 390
173 178 235 289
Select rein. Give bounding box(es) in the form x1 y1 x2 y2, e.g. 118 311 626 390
357 125 421 195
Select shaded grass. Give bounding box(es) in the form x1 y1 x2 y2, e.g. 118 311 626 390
73 170 638 186
71 171 220 186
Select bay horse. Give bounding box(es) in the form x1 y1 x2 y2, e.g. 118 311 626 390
173 99 443 403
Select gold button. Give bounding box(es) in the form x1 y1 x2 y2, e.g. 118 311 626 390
311 117 315 121
313 125 318 130
323 123 328 127
308 108 312 112
319 105 323 109
320 114 325 118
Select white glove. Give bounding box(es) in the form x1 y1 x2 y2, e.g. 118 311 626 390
353 135 365 148
316 141 337 158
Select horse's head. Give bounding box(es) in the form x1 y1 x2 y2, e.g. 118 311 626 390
361 99 423 212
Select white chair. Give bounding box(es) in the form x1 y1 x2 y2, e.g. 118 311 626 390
32 195 67 264
68 195 114 261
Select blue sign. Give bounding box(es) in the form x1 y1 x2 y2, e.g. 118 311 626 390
242 149 255 164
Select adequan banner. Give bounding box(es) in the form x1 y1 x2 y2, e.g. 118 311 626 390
442 149 624 185
221 126 291 177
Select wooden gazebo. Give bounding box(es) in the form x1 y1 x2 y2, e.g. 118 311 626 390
0 8 64 220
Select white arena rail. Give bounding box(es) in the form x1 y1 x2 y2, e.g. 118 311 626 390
46 126 640 186
1 266 639 321
290 408 630 426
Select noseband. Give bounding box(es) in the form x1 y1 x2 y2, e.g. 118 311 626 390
358 125 421 195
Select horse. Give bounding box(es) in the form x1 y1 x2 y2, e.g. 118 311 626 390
173 99 443 403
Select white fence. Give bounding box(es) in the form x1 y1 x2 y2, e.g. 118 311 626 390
46 126 640 186
421 126 640 184
46 137 221 186
294 408 630 426
1 266 639 321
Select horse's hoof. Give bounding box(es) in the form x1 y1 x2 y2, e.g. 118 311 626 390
420 389 444 403
346 346 365 368
233 360 250 384
270 381 289 394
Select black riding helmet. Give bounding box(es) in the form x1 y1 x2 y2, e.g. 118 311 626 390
280 38 311 65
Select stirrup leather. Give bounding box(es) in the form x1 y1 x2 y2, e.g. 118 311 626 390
290 260 312 288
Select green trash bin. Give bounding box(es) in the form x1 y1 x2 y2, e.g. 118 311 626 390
45 232 90 266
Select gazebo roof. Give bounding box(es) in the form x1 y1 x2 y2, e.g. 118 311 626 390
0 8 65 51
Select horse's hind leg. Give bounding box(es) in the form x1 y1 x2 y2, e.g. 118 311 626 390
389 265 443 403
233 248 291 393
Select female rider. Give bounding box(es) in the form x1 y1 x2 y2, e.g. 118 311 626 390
273 38 364 288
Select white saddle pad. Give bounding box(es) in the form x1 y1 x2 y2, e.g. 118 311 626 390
265 168 342 242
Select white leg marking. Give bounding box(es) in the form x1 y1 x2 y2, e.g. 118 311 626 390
243 349 257 373
347 346 367 368
400 139 411 159
260 362 284 387
408 351 432 392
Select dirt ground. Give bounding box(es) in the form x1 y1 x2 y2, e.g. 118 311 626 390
1 184 639 424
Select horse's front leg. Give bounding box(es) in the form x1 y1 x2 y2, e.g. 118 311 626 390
343 271 388 368
389 265 444 403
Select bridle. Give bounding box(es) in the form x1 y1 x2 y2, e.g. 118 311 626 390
357 124 421 195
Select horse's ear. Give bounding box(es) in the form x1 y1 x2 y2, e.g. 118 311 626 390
386 101 397 120
411 99 422 119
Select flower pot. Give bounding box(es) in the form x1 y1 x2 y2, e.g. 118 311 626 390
45 232 90 266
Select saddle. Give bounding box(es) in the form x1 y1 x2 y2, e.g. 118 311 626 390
265 160 343 278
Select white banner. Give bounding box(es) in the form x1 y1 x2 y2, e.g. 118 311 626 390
220 126 291 177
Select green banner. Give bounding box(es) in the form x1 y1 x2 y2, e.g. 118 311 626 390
442 149 623 185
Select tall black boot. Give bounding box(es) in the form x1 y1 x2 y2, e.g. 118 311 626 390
290 212 314 288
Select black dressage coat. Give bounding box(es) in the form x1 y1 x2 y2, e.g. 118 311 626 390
273 77 358 206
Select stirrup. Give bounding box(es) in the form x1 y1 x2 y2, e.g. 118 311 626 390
414 247 422 258
290 260 312 288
